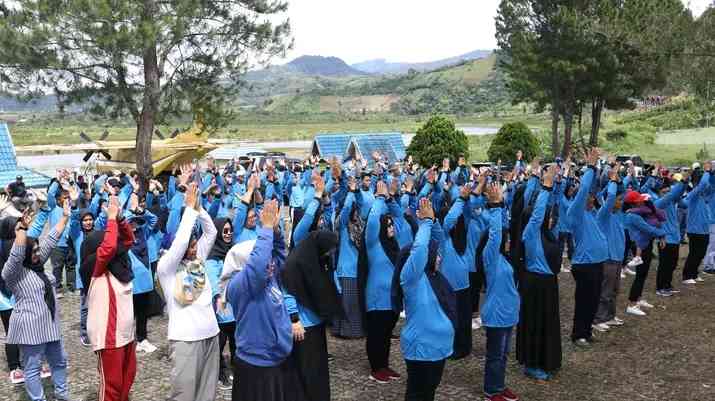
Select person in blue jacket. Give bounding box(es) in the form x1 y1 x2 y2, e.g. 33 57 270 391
516 166 562 382
205 217 237 390
654 175 687 295
333 181 366 339
225 201 305 401
593 170 626 331
565 148 608 347
233 174 264 244
682 163 711 283
362 181 401 384
478 183 520 401
397 198 456 401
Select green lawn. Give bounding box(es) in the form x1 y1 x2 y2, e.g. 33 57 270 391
656 127 715 145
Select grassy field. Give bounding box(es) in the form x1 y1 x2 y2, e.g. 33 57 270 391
656 127 715 145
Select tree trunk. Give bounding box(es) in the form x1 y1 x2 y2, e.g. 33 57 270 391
136 0 160 185
551 102 560 158
562 111 573 158
590 98 604 147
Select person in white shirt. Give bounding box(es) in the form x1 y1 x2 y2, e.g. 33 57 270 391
157 183 219 401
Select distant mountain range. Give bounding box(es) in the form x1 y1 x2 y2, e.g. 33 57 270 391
351 49 493 75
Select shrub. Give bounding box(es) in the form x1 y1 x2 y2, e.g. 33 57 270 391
605 129 628 141
407 115 469 167
487 122 540 163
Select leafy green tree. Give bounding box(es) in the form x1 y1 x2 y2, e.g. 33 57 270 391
407 116 469 167
0 0 291 179
487 122 540 163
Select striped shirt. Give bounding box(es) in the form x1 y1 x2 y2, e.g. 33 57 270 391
1 229 62 345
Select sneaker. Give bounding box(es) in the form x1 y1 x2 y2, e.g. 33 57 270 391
592 323 610 332
484 395 508 401
655 290 672 297
605 318 624 327
614 316 624 324
80 335 91 347
369 370 391 384
9 369 24 385
472 317 482 330
502 388 520 401
695 276 705 282
56 292 64 300
638 300 654 309
668 288 681 294
218 370 232 390
626 256 643 268
626 305 646 316
624 267 637 276
683 279 697 285
384 367 401 381
524 367 550 381
40 365 51 379
573 338 591 348
399 311 406 319
137 340 158 354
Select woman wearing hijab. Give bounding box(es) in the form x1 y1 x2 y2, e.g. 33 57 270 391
362 181 401 384
2 201 72 401
438 186 472 360
233 174 264 244
68 204 100 347
398 198 457 401
226 200 305 401
82 196 137 401
479 183 520 401
517 167 562 382
282 230 342 401
333 183 365 338
206 217 238 389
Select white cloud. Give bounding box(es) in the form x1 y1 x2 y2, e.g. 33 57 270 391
277 0 711 65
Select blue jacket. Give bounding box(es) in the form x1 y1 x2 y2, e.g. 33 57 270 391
481 207 520 328
523 189 554 275
336 193 359 279
400 219 454 361
566 168 608 265
684 172 711 234
205 259 235 324
596 182 625 263
439 197 471 290
227 227 292 367
365 197 396 312
284 292 322 328
654 182 686 244
624 212 666 250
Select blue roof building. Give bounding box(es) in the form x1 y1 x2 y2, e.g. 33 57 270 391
0 122 50 188
311 132 406 166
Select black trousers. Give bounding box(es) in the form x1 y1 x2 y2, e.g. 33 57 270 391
628 241 653 302
469 271 484 315
570 263 603 341
657 243 680 291
50 246 74 291
1 309 21 370
452 288 472 360
683 233 709 280
292 324 330 401
365 311 398 372
404 359 446 401
219 322 237 371
133 292 151 342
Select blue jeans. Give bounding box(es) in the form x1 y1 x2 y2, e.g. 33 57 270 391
80 294 88 338
20 341 69 401
484 326 513 396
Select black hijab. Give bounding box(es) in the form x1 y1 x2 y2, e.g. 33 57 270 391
80 230 133 291
379 214 399 267
24 238 56 321
541 205 562 275
207 218 233 261
0 217 18 299
450 215 467 256
282 231 344 321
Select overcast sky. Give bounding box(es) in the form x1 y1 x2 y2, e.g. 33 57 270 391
276 0 712 65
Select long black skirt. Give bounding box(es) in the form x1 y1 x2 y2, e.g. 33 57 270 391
232 357 307 401
292 323 330 401
516 271 562 373
451 288 472 360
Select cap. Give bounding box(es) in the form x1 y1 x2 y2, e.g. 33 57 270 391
624 190 649 204
693 162 701 170
236 166 246 176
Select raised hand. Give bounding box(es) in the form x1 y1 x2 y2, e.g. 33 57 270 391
376 181 388 197
313 174 325 197
404 177 415 193
259 199 280 229
585 147 601 166
486 183 503 204
107 196 120 220
417 197 435 220
184 183 199 210
68 186 80 203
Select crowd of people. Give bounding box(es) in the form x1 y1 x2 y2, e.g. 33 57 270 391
0 147 712 401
